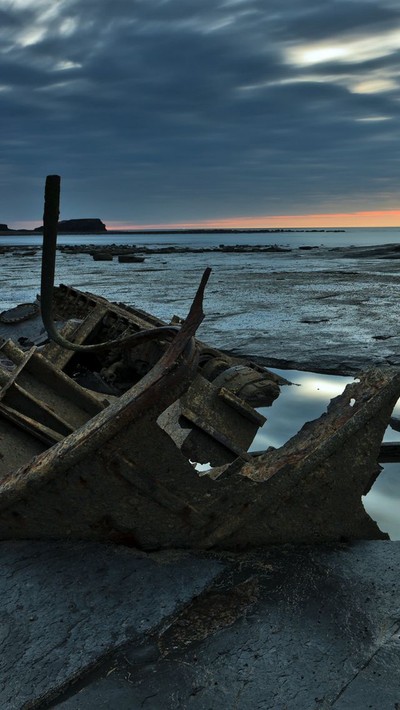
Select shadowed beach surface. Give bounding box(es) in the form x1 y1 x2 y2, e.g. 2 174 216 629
1 540 400 709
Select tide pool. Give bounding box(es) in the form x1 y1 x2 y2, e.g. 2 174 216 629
252 369 400 540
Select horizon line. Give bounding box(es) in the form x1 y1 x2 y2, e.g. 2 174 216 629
85 208 400 230
10 208 400 231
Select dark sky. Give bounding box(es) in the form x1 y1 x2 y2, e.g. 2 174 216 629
1 0 400 227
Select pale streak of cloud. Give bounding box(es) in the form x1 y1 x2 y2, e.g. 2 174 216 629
12 0 75 47
355 115 391 122
54 60 82 71
353 78 398 94
287 28 400 66
2 0 38 7
17 25 47 47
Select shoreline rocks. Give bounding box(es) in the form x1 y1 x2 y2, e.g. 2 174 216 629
2 241 400 376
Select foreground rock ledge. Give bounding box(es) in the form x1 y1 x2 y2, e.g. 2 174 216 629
1 540 400 710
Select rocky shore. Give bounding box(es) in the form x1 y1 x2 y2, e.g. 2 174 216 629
60 242 400 375
2 241 400 375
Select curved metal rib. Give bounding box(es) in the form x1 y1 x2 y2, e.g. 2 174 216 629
40 175 208 353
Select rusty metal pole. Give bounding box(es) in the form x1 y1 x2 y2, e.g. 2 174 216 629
40 175 61 343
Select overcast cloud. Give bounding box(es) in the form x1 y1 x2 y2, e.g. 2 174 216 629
0 0 399 226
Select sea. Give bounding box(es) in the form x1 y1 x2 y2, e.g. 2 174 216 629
1 225 400 539
2 225 400 249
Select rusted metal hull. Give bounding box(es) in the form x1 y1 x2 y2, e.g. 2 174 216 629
0 365 398 549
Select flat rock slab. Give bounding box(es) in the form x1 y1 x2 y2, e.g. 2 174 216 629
4 245 400 375
0 541 224 709
54 541 400 710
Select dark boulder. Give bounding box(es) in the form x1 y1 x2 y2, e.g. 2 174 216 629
92 252 113 261
117 254 145 263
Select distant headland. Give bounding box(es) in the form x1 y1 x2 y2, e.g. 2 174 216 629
0 219 107 235
0 218 345 235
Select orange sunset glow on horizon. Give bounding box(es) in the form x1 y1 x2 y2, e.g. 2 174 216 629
107 209 400 231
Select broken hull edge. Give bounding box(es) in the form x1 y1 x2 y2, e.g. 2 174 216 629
0 369 398 549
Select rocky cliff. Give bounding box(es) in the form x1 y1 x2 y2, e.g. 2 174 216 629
34 218 107 233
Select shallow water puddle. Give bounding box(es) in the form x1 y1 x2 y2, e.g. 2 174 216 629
251 369 400 540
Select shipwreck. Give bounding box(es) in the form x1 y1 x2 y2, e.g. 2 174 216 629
0 175 399 550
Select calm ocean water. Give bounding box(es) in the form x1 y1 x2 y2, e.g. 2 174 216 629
1 226 400 248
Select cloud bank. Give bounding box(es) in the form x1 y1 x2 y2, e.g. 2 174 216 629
1 0 399 225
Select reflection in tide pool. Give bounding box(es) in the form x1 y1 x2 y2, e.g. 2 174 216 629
251 369 400 540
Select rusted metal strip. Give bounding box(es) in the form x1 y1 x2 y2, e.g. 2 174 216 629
181 406 252 460
379 442 400 462
0 348 36 402
0 403 63 446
